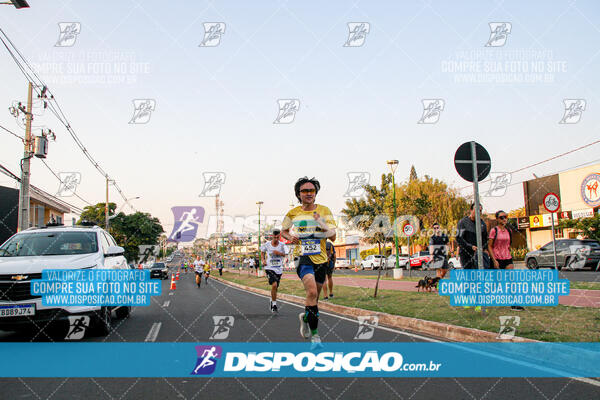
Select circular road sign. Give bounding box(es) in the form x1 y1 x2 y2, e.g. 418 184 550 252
543 192 561 213
403 224 415 237
454 141 491 183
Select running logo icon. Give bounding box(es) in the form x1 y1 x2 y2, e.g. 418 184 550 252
55 22 81 47
344 22 370 47
559 99 586 124
129 99 156 124
354 316 378 340
485 172 511 197
56 172 81 197
418 99 445 124
191 345 222 375
199 172 226 197
138 245 159 264
199 23 226 47
65 315 90 340
273 99 300 124
485 22 512 47
344 172 370 197
210 316 234 339
167 206 205 242
497 316 520 340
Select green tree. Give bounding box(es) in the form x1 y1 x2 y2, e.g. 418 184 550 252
409 165 418 181
559 213 600 242
77 203 117 226
78 204 165 262
395 175 469 247
342 173 395 252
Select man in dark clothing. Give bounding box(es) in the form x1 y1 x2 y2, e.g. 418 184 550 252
429 222 449 278
456 204 489 269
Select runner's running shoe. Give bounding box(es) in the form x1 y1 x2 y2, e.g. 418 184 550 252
298 312 310 339
310 334 323 350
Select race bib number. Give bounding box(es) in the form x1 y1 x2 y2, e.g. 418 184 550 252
270 258 282 266
300 239 320 255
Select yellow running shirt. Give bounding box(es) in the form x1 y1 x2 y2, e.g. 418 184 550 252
282 204 336 265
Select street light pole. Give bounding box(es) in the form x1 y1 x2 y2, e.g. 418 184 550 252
387 160 400 270
257 201 263 271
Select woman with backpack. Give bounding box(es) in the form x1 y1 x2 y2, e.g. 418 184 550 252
488 210 523 311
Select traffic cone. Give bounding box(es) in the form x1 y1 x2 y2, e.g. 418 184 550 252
170 274 177 290
176 271 180 281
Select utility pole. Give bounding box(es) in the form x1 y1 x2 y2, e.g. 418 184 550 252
17 82 33 232
105 177 109 230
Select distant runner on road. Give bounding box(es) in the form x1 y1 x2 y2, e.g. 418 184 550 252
261 228 289 313
281 176 336 349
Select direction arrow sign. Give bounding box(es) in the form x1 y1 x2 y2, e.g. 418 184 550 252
454 142 491 182
543 192 561 213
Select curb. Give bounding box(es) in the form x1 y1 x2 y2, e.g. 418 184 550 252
213 275 536 343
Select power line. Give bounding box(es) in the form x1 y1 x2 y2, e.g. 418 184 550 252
0 161 83 214
39 159 93 206
459 139 600 191
0 27 137 213
0 123 24 141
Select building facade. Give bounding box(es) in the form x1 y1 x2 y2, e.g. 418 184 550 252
522 163 600 250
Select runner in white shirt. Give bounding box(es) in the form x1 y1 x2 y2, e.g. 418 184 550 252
193 256 205 288
260 229 289 313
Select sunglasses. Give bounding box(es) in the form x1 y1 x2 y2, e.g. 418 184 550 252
300 189 316 194
498 216 507 220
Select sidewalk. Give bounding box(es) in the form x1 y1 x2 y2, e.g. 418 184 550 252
227 268 600 307
281 275 600 308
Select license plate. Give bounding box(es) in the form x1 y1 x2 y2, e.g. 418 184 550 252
301 239 320 255
0 304 35 318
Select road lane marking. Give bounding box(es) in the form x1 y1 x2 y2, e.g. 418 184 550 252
163 301 170 307
144 322 161 342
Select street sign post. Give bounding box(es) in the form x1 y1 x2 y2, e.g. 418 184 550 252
454 142 491 270
543 192 561 270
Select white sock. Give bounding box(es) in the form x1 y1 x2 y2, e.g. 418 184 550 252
272 301 276 306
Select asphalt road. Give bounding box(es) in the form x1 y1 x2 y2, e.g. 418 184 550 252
0 272 598 399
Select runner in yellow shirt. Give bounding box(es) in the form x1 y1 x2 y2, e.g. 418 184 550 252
281 177 336 349
203 262 211 284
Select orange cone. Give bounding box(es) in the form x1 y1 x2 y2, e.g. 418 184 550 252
170 274 177 290
176 271 180 281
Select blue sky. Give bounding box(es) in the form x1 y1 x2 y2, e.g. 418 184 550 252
1 0 599 234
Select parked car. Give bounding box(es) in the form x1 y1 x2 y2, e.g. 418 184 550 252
150 262 169 279
0 225 130 336
335 258 350 269
385 255 409 269
448 257 462 269
360 255 386 270
525 239 600 270
409 251 432 269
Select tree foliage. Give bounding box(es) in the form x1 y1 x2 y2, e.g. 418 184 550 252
409 165 418 181
77 203 117 226
341 172 470 249
78 203 164 262
559 213 600 242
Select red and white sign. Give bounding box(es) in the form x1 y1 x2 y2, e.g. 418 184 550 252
543 192 561 213
403 224 415 237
